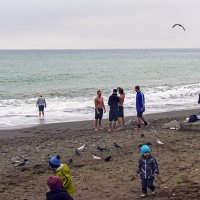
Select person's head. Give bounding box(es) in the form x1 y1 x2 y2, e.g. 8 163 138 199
47 176 64 191
135 86 140 92
118 87 124 95
49 155 61 169
39 94 43 97
97 90 102 97
141 145 151 157
113 89 118 95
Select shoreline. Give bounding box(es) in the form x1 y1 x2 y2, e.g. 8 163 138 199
0 108 199 138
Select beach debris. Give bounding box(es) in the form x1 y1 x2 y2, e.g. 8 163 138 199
141 133 144 138
114 142 122 148
66 159 73 165
179 165 186 171
75 144 86 156
126 119 136 126
172 24 185 31
96 145 108 152
92 154 102 160
157 138 164 145
104 156 112 162
138 142 152 147
15 159 28 171
162 120 180 130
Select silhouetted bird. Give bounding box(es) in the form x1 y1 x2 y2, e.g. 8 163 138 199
97 146 108 152
105 156 112 162
114 142 122 148
172 24 185 31
15 159 28 171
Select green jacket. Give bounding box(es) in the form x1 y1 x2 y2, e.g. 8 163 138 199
55 163 75 194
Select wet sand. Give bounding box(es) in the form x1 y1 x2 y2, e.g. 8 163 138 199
0 109 200 200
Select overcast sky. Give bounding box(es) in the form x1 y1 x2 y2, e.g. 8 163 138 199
0 0 200 49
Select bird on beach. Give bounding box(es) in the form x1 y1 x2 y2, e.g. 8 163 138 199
104 156 112 162
172 24 185 31
75 144 86 156
114 142 122 148
157 138 164 145
15 159 28 171
97 145 108 152
92 154 102 160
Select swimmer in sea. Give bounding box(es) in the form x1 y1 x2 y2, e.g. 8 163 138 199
94 90 106 131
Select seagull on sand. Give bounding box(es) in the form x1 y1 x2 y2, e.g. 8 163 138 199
92 154 102 160
172 24 185 31
157 138 164 145
75 144 86 156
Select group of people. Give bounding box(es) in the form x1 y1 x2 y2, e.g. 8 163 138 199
38 86 159 198
94 85 148 132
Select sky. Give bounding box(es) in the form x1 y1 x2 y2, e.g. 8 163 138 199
0 0 200 49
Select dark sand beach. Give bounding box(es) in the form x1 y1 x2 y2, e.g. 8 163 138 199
0 109 200 200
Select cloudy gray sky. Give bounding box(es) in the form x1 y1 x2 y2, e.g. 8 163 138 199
0 0 200 49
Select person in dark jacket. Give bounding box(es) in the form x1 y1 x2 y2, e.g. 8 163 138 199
108 89 119 131
46 176 73 200
136 145 159 197
135 86 148 128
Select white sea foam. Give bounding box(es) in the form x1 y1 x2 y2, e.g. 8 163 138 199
0 83 199 129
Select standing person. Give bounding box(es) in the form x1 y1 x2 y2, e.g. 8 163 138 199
136 145 159 197
36 94 46 117
46 176 73 200
135 86 148 128
118 87 126 127
94 90 106 131
108 89 119 132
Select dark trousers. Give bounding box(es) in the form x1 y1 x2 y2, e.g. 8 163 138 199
141 178 155 194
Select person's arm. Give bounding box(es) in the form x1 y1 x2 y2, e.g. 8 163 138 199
44 99 47 107
102 97 106 112
152 158 159 175
136 159 141 176
108 96 111 106
36 99 39 107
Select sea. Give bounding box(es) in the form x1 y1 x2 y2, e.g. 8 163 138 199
0 49 200 129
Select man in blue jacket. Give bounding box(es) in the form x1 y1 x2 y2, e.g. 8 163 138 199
135 86 148 128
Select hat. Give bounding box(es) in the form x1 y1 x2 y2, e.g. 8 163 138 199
141 145 150 155
47 176 63 191
49 155 61 168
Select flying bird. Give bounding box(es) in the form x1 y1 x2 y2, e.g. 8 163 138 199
172 24 185 31
114 142 122 148
92 154 102 160
157 138 164 145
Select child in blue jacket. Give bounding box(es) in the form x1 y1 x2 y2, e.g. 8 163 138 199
137 145 159 197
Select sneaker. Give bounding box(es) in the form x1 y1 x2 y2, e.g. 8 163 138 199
151 190 156 195
141 193 147 197
144 122 149 126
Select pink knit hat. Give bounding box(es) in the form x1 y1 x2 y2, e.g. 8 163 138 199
47 176 64 191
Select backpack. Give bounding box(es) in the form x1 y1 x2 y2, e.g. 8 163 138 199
188 115 198 123
198 94 200 104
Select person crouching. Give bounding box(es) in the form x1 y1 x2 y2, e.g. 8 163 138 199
46 176 73 200
136 145 159 197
